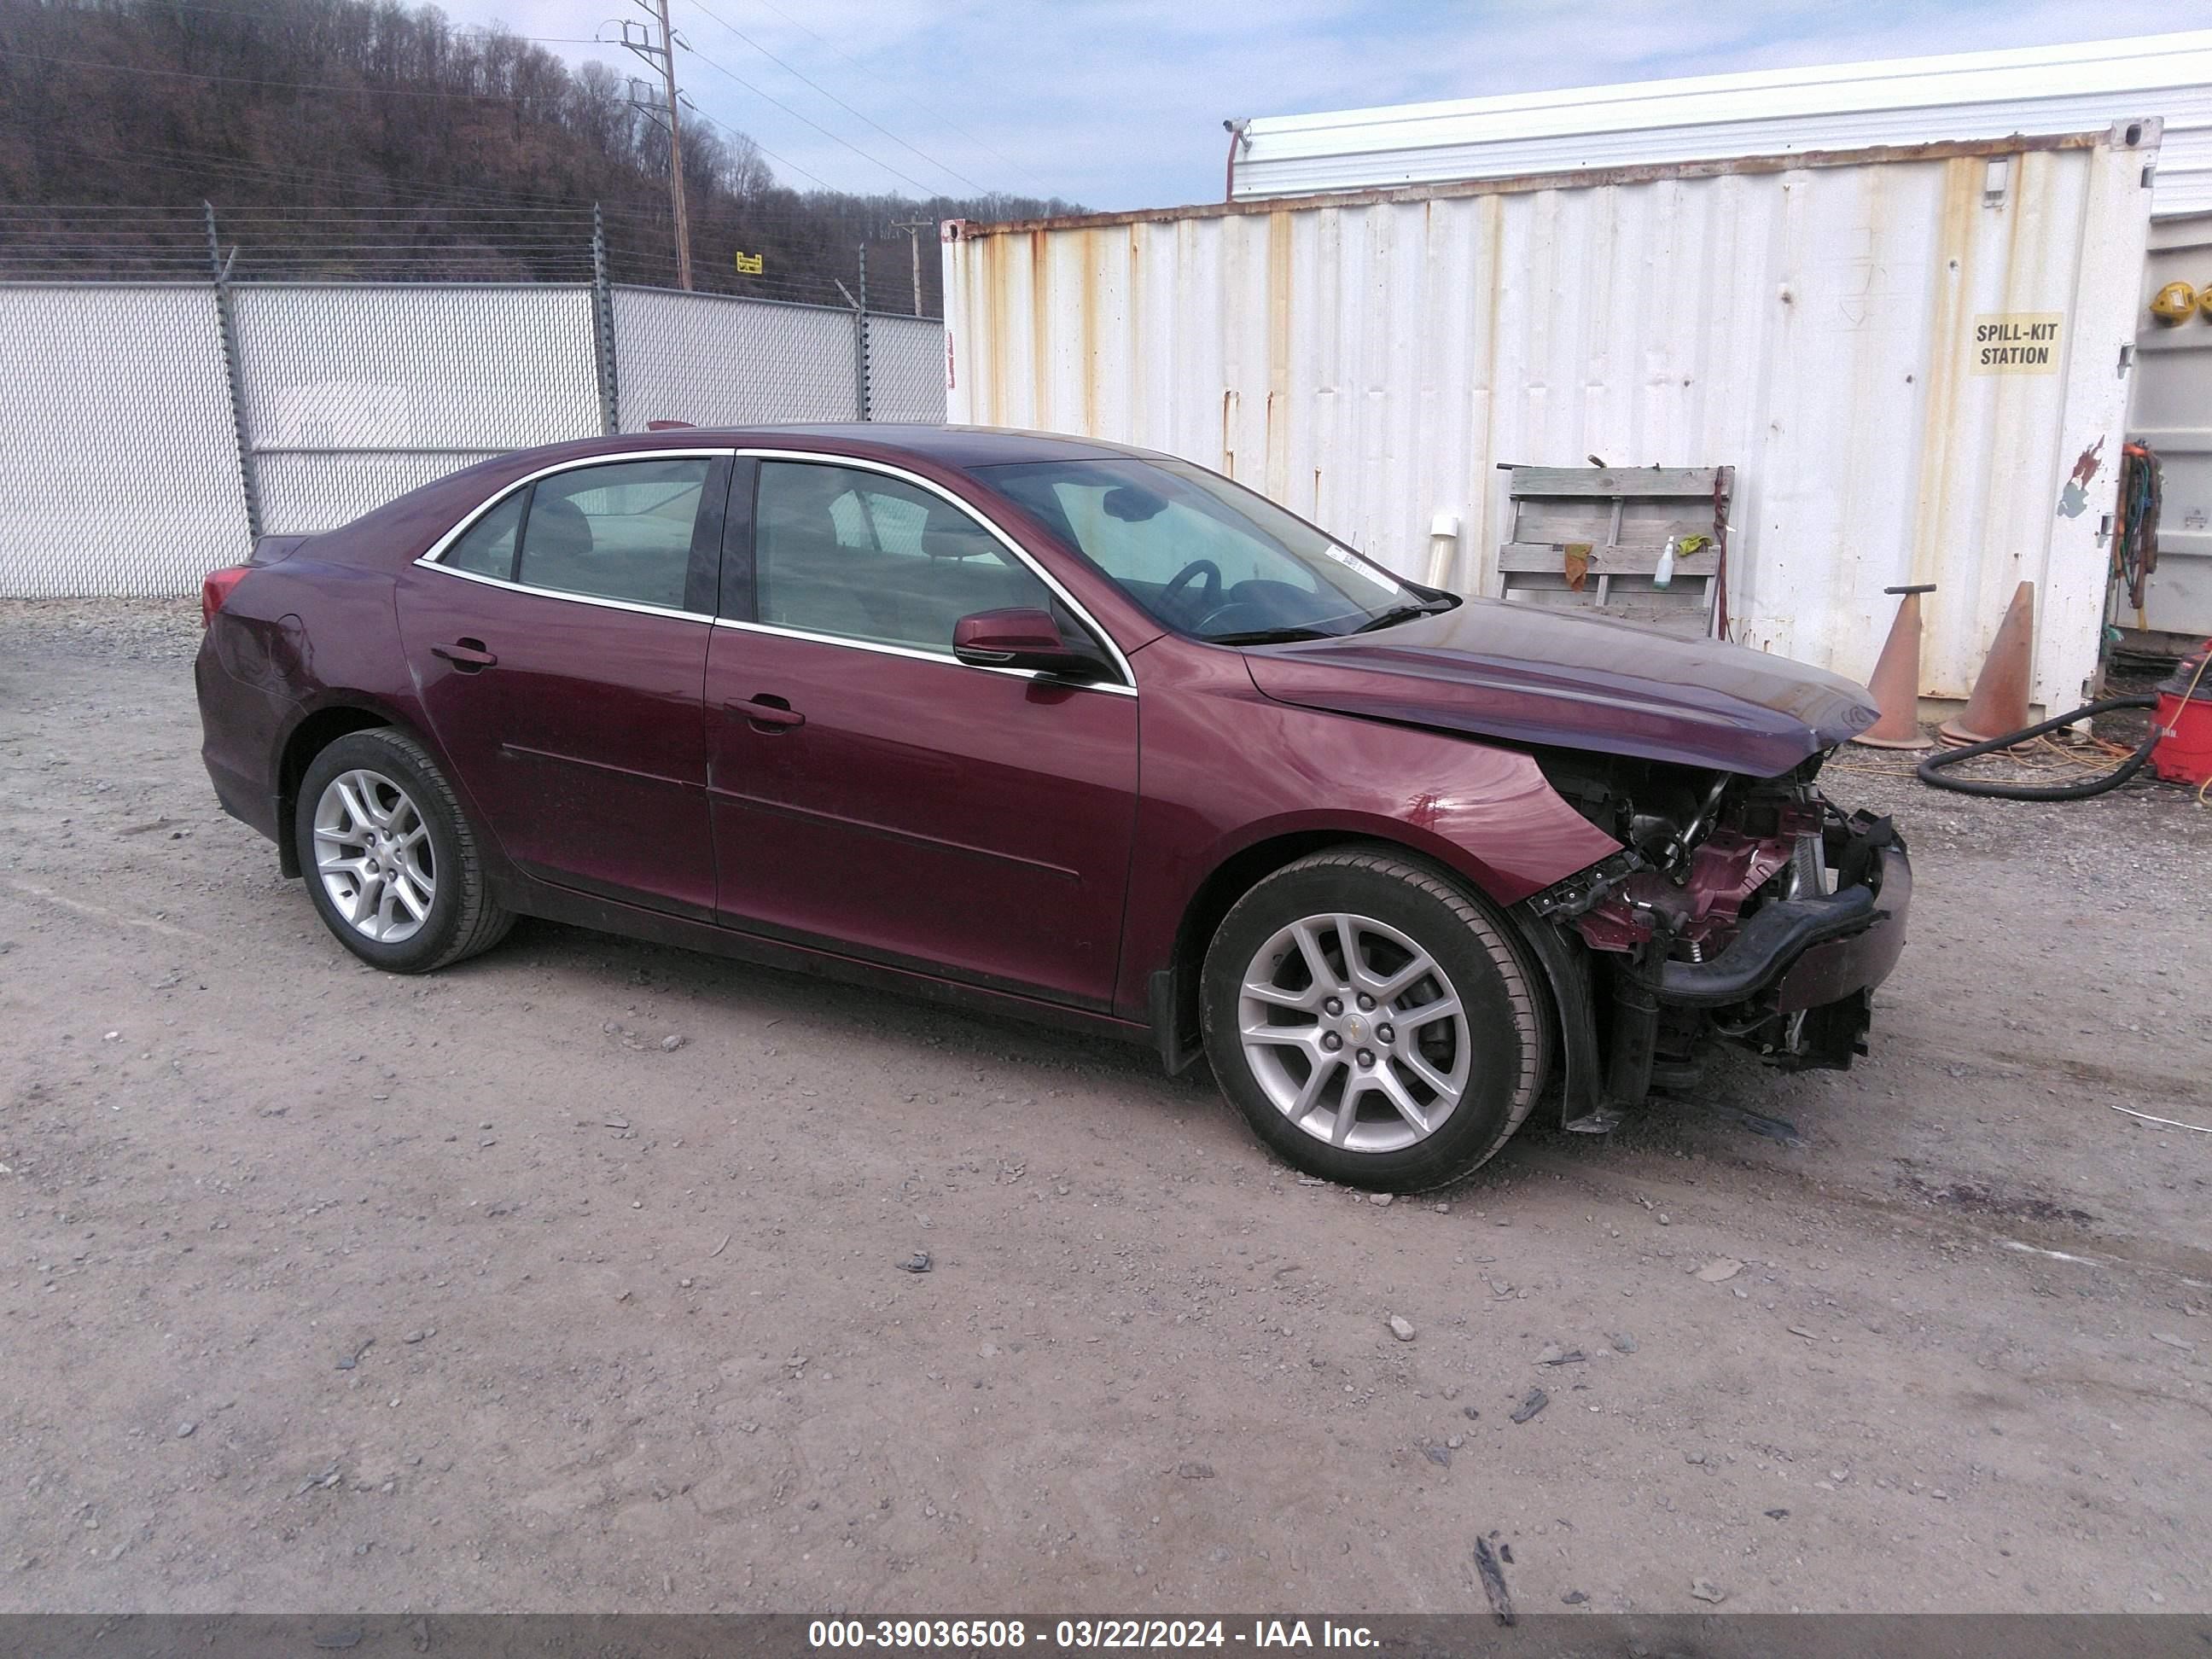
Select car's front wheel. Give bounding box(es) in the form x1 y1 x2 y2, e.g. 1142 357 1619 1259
1201 848 1549 1191
294 727 513 973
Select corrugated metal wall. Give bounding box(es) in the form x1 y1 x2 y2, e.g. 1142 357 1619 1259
945 135 2155 711
2128 212 2212 634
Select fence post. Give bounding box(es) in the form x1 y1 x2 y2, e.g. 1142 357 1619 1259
855 243 871 422
591 204 620 434
204 202 264 541
836 264 870 422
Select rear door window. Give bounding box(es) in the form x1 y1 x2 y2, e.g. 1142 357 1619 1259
513 458 713 610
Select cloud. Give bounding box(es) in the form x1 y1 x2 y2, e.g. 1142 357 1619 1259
436 0 2191 207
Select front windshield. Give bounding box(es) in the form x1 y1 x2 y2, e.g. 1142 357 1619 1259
975 456 1448 643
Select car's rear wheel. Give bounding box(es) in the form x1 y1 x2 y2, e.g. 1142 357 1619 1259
1201 848 1548 1191
294 728 513 973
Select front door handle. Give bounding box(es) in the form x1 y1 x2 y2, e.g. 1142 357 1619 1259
727 695 805 732
433 638 498 672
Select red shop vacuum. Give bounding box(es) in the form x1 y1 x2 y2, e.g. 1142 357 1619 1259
2151 640 2212 787
1918 637 2212 800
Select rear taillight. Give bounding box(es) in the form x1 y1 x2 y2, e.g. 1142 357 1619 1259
201 565 250 628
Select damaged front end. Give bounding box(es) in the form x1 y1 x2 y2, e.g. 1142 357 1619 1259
1514 753 1910 1133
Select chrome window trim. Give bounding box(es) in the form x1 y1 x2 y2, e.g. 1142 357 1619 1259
411 445 1139 694
710 615 1138 697
419 561 712 624
738 448 1137 692
413 447 731 622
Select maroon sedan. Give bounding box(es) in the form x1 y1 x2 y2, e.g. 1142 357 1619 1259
195 426 1907 1190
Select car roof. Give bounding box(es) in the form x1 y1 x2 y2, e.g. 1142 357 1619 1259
674 423 1160 467
311 424 1179 567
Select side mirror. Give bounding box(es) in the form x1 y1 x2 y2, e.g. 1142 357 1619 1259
952 608 1111 680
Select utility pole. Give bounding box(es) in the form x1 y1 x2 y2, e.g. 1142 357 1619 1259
890 219 932 317
620 0 692 290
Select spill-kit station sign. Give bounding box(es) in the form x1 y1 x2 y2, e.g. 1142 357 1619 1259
1971 312 2063 374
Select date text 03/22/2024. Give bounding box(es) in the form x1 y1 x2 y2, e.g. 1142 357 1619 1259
806 1620 1379 1650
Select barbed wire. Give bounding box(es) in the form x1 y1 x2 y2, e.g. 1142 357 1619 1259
0 203 936 310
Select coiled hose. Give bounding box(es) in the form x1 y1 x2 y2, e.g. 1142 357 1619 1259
1915 696 2160 800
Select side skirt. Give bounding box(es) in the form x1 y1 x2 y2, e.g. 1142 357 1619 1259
496 872 1155 1052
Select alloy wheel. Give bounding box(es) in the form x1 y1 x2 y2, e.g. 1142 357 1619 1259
1236 911 1472 1153
312 768 436 944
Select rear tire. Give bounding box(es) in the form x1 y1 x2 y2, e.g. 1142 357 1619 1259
294 727 513 974
1201 847 1548 1192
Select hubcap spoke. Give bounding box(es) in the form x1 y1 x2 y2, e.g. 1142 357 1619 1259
1289 920 1336 993
1397 1045 1463 1102
1242 977 1319 1011
1373 951 1439 1003
1369 1065 1432 1135
1290 1056 1340 1121
391 871 431 923
1330 1086 1363 1145
1396 994 1462 1030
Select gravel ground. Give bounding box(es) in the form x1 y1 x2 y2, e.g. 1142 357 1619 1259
2 598 2209 1616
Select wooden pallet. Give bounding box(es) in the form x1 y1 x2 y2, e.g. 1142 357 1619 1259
1494 464 1732 636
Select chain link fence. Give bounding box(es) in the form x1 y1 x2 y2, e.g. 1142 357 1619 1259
611 288 860 430
0 285 253 597
865 314 951 424
0 278 947 596
233 284 605 533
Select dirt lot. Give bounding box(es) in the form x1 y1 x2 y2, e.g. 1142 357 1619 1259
3 599 2209 1616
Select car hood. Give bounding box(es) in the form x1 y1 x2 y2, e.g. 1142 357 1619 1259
1242 599 1878 777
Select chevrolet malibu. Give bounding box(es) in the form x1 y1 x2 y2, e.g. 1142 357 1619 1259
195 426 1909 1190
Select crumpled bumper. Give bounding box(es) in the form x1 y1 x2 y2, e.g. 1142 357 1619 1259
1629 841 1910 1011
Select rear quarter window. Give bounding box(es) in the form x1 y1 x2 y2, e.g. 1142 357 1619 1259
442 491 525 581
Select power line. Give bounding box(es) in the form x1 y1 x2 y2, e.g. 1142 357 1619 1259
670 30 935 196
731 0 1055 196
679 0 991 196
678 101 835 192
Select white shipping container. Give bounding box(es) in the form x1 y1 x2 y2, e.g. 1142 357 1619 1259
2128 212 2212 637
944 128 2158 713
1228 31 2212 220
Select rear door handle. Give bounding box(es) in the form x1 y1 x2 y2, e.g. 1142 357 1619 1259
433 639 498 671
726 695 804 731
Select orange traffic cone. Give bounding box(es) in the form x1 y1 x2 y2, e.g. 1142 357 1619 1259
1937 580 2035 748
1852 583 1936 748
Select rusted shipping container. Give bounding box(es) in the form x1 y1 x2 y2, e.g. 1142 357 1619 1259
942 127 2160 713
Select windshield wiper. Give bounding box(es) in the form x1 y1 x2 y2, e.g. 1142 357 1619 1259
1206 626 1338 646
1352 599 1454 634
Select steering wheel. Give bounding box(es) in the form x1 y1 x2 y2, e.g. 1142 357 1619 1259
1159 558 1222 618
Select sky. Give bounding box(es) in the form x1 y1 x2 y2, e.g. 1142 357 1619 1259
442 0 2197 209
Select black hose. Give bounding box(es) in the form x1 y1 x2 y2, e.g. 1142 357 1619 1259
1915 696 2159 800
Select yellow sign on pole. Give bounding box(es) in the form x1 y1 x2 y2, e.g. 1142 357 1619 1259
733 251 764 276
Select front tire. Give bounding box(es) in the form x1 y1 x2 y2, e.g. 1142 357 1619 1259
294 727 513 974
1200 848 1548 1191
